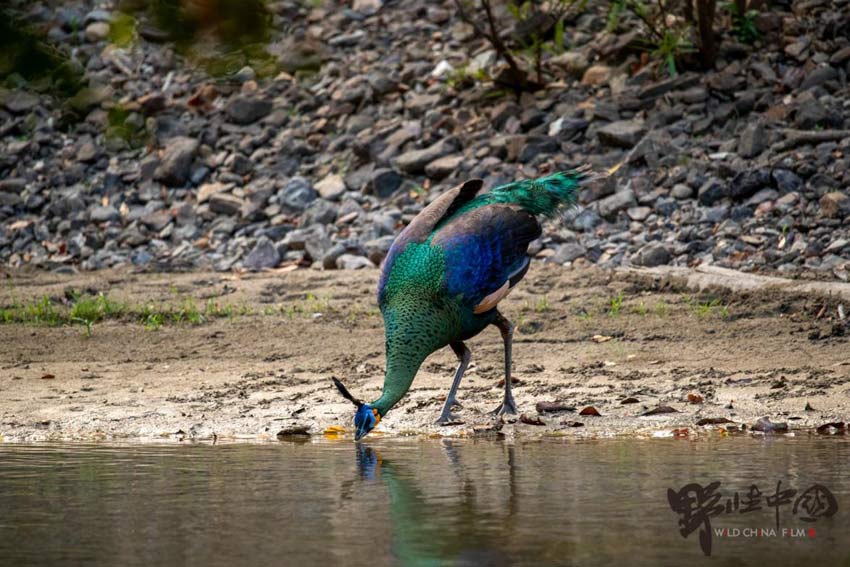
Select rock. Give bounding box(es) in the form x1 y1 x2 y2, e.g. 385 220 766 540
424 154 463 179
226 96 272 125
154 137 199 187
280 177 318 211
197 182 231 204
141 210 172 231
3 91 39 114
799 66 838 91
394 138 457 174
243 237 280 270
632 244 672 267
671 184 693 200
352 0 382 14
729 169 770 200
698 177 726 206
314 174 346 201
301 199 338 225
369 168 404 198
738 122 767 158
336 254 375 269
547 243 586 264
772 169 802 193
597 120 647 148
581 65 612 86
597 190 636 219
820 192 850 218
208 193 244 215
84 21 110 42
76 139 99 163
89 205 120 223
627 206 652 221
0 178 26 193
550 51 589 77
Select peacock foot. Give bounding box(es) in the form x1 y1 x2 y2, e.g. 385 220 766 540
491 397 518 416
436 411 463 426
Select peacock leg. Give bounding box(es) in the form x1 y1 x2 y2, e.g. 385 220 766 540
491 311 518 416
436 341 471 425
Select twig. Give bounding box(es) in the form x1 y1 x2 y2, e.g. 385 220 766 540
774 129 850 152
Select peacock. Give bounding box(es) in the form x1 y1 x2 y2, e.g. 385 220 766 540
333 168 595 440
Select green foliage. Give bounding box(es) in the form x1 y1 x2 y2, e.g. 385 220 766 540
109 12 138 47
724 2 760 44
535 296 551 313
654 29 695 77
106 105 147 147
608 292 624 317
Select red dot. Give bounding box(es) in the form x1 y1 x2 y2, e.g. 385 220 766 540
808 527 817 538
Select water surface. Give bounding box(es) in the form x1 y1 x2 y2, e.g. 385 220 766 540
0 437 848 566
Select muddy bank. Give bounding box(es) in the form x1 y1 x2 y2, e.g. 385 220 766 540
1 264 849 442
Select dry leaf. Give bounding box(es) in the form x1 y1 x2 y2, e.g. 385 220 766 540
687 393 704 404
591 334 612 343
641 405 678 416
579 406 601 416
40 373 55 380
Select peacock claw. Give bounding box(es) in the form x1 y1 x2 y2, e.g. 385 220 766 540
436 412 463 426
492 398 518 416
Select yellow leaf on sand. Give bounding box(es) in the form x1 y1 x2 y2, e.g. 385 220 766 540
323 426 346 438
591 334 612 343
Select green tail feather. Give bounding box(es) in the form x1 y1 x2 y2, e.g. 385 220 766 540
485 170 588 217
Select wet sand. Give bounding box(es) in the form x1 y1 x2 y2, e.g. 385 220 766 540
1 264 849 442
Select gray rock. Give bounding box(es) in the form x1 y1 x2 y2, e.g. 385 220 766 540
671 183 693 200
738 122 767 158
424 154 463 179
632 243 672 267
597 190 636 219
369 168 404 198
3 91 40 114
729 169 770 200
314 174 346 201
395 138 457 174
280 177 318 211
569 208 602 231
799 66 838 91
89 205 121 223
627 206 652 221
322 242 368 269
226 96 272 125
209 193 244 215
698 177 726 206
243 237 280 270
365 235 395 265
597 120 647 148
336 254 376 269
547 242 586 264
0 178 26 193
154 137 199 187
771 169 802 193
301 199 338 225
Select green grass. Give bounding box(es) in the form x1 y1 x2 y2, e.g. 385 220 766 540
535 296 550 313
607 292 625 317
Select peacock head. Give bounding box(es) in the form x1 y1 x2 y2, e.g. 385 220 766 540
332 377 381 441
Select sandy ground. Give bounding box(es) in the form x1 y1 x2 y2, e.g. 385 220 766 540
1 263 849 442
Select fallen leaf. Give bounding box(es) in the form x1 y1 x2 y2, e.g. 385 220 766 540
752 417 789 433
579 406 601 416
687 393 704 404
696 417 734 426
641 405 679 416
591 334 612 343
561 420 584 427
497 376 523 387
277 425 310 438
520 414 545 426
620 397 640 404
535 401 575 413
323 425 346 438
673 428 690 437
40 373 55 380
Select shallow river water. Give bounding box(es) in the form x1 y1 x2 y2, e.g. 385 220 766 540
0 437 848 566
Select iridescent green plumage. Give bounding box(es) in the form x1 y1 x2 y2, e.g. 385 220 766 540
345 170 591 431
